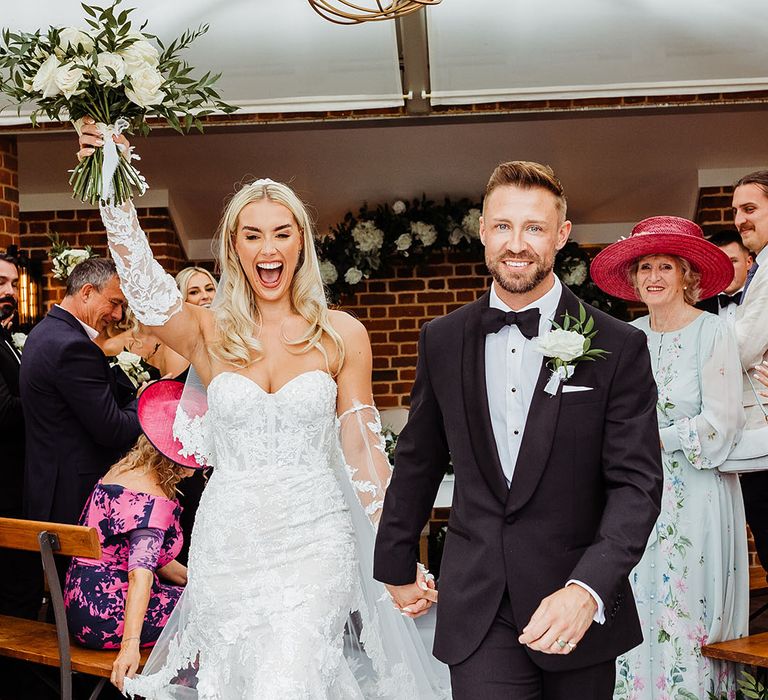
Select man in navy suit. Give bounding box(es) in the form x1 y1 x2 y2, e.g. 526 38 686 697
374 162 663 699
21 257 141 526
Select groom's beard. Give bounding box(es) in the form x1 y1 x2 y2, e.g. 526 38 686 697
0 295 17 322
486 249 555 295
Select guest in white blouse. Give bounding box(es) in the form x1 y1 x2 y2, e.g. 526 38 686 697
591 216 748 700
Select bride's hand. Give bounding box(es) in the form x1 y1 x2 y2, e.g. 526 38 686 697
76 115 131 162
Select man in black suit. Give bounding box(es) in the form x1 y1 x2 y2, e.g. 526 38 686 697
21 257 141 526
374 162 663 699
0 252 43 620
697 230 753 320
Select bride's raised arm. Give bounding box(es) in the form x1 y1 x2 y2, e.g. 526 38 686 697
333 311 392 528
78 119 211 372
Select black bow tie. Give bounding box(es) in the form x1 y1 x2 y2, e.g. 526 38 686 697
481 307 541 340
718 292 741 308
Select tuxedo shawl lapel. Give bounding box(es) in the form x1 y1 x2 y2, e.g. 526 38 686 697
505 285 580 515
461 292 508 503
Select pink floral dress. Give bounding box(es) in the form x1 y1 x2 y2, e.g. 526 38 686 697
64 481 184 649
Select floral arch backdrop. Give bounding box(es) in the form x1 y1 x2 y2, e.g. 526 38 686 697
317 196 629 319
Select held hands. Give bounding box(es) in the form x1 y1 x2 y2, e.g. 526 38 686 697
385 564 438 619
518 583 597 655
76 115 131 163
111 637 141 691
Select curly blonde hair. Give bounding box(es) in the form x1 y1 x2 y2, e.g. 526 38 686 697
108 435 189 499
209 180 345 373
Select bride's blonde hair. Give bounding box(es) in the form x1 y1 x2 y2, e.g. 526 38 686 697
210 179 345 373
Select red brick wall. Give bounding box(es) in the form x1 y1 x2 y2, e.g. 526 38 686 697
339 250 491 408
0 137 19 250
696 186 736 236
18 208 189 309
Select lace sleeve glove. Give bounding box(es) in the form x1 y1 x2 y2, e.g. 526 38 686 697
100 201 183 326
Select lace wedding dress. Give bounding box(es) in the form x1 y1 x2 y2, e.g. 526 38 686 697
100 202 446 699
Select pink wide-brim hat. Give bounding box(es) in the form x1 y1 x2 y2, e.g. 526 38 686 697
590 216 734 302
138 379 208 470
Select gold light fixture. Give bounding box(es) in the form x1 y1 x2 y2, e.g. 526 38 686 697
307 0 442 24
6 245 42 328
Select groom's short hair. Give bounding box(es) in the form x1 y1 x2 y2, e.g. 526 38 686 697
484 161 567 222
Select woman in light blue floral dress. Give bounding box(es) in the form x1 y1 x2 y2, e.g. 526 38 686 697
591 216 748 700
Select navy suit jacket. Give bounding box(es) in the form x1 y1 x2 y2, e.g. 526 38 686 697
20 306 141 524
374 285 663 670
0 328 24 514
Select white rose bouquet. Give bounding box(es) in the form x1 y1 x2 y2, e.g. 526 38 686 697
0 0 235 205
48 233 98 281
111 350 151 388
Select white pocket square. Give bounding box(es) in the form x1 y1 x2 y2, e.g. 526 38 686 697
562 385 594 393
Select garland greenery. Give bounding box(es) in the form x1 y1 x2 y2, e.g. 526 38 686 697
318 196 628 319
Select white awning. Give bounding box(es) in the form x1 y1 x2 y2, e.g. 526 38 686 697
426 0 768 105
0 0 405 124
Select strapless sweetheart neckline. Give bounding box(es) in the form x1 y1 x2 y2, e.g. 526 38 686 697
209 368 334 397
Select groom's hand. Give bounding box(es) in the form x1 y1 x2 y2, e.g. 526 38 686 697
385 566 438 619
518 584 597 654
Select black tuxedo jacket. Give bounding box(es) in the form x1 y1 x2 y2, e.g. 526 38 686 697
0 329 24 515
20 306 141 524
374 285 663 671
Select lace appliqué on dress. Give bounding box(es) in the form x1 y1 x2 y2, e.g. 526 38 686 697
173 406 214 468
100 202 183 326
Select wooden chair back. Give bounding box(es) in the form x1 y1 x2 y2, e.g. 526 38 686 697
0 517 100 559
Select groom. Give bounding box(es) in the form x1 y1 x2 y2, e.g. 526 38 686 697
374 161 663 698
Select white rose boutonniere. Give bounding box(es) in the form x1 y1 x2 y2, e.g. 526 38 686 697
534 303 609 396
112 350 151 388
11 332 27 353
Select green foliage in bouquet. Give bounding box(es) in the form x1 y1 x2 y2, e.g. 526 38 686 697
48 232 99 281
0 0 236 205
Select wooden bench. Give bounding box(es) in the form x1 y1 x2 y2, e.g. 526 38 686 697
0 517 149 700
703 632 768 668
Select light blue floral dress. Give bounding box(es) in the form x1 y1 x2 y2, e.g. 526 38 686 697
614 312 748 700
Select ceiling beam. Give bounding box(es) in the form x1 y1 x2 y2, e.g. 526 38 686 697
397 9 431 116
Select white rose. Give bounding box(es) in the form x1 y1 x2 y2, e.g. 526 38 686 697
57 27 95 55
95 52 126 86
410 221 437 247
535 329 586 362
344 267 363 285
32 54 61 98
54 63 86 99
120 39 160 76
115 350 143 370
395 233 412 251
562 261 588 287
448 227 465 246
392 200 406 215
351 220 384 253
11 333 26 351
462 208 481 238
318 260 338 285
125 66 165 108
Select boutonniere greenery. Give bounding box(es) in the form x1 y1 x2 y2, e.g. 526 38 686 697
534 303 609 396
110 349 152 388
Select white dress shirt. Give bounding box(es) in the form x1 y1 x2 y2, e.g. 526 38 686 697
484 277 605 623
56 304 99 340
717 287 743 325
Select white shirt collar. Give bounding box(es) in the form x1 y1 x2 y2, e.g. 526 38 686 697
55 304 99 341
489 275 562 322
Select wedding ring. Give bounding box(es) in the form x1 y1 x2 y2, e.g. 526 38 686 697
556 638 567 649
567 641 577 650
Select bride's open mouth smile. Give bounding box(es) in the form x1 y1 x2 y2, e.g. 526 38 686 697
256 261 284 289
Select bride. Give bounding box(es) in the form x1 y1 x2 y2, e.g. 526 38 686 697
76 120 445 699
